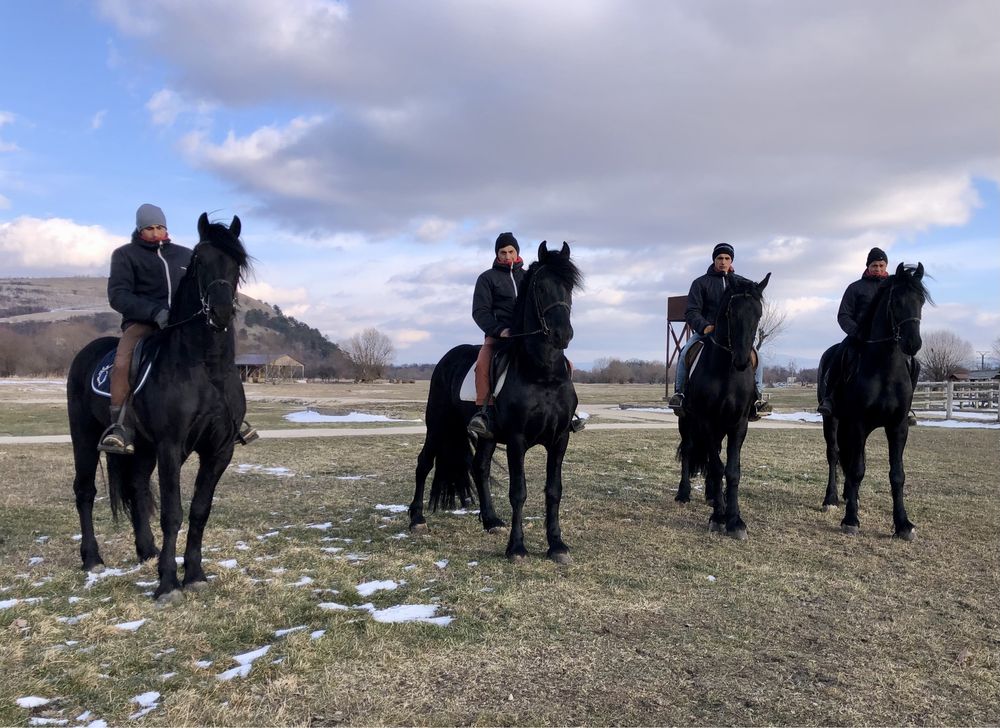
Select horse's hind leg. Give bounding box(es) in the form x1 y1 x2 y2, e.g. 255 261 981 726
473 440 506 533
182 448 234 589
409 441 434 531
822 415 840 509
675 422 692 503
886 424 915 540
838 424 866 535
707 448 727 533
153 452 185 601
543 434 571 564
71 437 105 571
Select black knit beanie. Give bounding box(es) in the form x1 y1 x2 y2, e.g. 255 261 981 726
495 232 519 255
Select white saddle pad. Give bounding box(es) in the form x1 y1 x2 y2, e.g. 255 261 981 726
459 361 508 402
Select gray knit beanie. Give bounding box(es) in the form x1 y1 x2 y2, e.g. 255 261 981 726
135 203 167 231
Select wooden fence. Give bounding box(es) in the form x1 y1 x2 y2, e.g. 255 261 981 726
912 380 1000 420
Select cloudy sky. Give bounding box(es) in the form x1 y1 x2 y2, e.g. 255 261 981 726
2 0 998 368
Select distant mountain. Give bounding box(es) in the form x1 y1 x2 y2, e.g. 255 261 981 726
0 276 350 378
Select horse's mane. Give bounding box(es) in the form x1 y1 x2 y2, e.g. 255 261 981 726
196 220 253 283
858 265 932 336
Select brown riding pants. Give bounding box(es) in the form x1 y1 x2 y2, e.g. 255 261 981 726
110 322 155 407
474 336 498 406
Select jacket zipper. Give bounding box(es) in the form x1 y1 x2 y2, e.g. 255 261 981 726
157 245 173 307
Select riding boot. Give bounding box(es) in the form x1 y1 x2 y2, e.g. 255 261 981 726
667 391 684 413
752 388 772 420
236 420 259 445
98 403 135 455
467 405 494 439
570 412 586 432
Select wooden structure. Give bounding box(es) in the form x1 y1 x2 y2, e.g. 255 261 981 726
235 353 305 382
665 295 690 397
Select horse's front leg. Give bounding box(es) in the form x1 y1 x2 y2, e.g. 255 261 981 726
707 438 727 532
544 433 571 564
153 449 185 602
472 440 505 532
409 441 433 532
822 414 840 509
128 448 159 563
505 436 529 561
886 423 915 540
723 425 749 540
675 420 692 503
838 423 867 535
182 446 234 589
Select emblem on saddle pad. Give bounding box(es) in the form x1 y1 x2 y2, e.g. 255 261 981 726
90 342 158 398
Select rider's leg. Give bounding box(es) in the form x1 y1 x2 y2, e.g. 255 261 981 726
100 322 153 454
752 358 771 418
468 337 497 438
668 333 702 409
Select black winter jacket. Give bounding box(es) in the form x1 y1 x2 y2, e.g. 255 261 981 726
108 233 193 329
837 273 882 338
472 259 525 338
685 264 733 335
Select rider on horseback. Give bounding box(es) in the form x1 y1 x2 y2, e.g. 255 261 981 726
667 243 771 421
99 204 192 454
817 247 888 417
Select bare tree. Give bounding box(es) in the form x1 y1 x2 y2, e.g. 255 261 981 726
917 329 974 381
755 298 788 351
342 327 395 382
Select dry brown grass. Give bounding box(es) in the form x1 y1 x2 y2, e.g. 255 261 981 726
1 383 999 725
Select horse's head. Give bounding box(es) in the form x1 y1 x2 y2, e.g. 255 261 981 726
871 262 929 356
713 272 771 370
514 241 583 351
186 213 252 331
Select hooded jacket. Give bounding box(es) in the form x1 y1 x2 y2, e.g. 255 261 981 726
108 232 193 329
837 273 883 338
472 259 525 338
685 264 733 335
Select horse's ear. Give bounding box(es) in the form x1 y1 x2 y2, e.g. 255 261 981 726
759 272 771 291
538 240 549 261
230 215 241 239
895 262 905 276
197 212 210 240
915 262 924 280
560 241 570 257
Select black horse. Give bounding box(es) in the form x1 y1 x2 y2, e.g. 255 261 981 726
675 273 771 540
409 241 583 562
817 262 929 539
67 213 251 602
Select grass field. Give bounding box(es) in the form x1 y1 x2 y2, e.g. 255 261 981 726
1 381 998 725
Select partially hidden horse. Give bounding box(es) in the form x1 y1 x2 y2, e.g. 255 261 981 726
409 241 583 562
67 213 251 602
817 262 929 539
675 272 771 540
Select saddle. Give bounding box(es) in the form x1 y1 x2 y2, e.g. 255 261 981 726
684 339 759 381
459 348 511 402
91 333 163 398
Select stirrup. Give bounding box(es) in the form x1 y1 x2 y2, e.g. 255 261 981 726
98 424 134 455
236 421 259 445
754 399 772 415
570 415 586 433
467 412 493 439
817 400 834 417
667 392 684 412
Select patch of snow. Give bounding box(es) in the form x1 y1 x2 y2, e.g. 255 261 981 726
114 619 146 632
370 604 453 626
216 559 239 569
284 410 420 424
375 504 408 513
356 579 402 597
16 697 51 709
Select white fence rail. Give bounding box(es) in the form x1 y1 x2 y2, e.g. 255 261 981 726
912 381 1000 420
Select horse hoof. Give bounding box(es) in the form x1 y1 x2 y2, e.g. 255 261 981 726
822 504 839 512
894 529 915 542
156 589 185 607
487 526 508 536
727 528 748 541
549 551 572 565
410 522 429 534
507 552 528 563
708 521 724 533
86 564 106 574
185 580 209 593
841 524 859 536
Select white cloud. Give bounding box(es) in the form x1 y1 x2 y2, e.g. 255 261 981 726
90 110 108 131
0 193 10 210
242 280 309 308
0 217 123 273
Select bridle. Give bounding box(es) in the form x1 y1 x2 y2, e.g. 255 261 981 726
708 291 756 355
507 268 571 340
160 244 238 332
863 284 922 345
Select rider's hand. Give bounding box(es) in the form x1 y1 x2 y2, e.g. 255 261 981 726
154 309 170 329
500 328 511 338
703 325 715 334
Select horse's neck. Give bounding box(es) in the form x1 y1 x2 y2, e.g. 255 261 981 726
170 287 235 377
516 340 566 379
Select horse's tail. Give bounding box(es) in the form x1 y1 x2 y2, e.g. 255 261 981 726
426 433 476 512
423 345 478 512
675 418 714 477
106 455 156 523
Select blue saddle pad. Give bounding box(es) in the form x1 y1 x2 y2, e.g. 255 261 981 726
90 345 155 398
